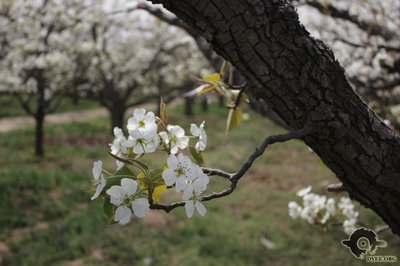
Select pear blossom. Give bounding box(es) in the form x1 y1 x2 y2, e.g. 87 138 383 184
288 201 302 219
159 125 189 154
127 108 158 133
91 161 106 200
106 178 150 225
296 185 311 197
162 153 196 191
129 127 160 154
110 127 134 170
288 187 358 234
190 121 207 152
182 164 209 200
338 197 359 235
110 127 134 155
343 219 357 235
185 200 207 218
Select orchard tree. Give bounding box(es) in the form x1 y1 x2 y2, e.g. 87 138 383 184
294 0 400 129
76 3 208 131
88 0 400 236
0 0 91 156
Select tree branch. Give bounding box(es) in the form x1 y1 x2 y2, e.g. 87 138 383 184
150 125 314 213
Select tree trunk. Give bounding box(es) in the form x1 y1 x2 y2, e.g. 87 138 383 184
201 97 208 113
218 96 224 107
34 114 45 156
34 76 47 157
149 0 400 235
184 96 194 116
109 105 126 133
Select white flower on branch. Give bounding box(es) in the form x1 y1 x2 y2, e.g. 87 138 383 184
129 127 160 155
159 125 189 154
110 127 133 155
185 199 207 218
127 108 157 133
110 127 134 170
190 121 207 153
288 186 359 234
90 161 106 200
162 153 196 191
106 178 150 225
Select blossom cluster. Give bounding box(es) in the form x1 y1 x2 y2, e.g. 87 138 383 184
288 186 359 235
90 108 209 224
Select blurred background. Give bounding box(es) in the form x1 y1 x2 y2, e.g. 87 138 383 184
0 0 399 265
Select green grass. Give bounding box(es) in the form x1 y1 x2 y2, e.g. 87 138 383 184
0 102 398 265
0 94 100 118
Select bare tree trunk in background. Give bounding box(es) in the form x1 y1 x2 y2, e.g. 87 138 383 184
34 112 45 157
201 97 208 113
109 105 126 133
147 0 400 235
184 96 194 116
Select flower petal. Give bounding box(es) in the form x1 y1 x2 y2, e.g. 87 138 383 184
114 205 132 225
92 161 102 179
190 124 200 136
182 184 194 200
195 201 207 216
91 175 106 200
106 186 125 206
162 169 176 186
175 176 186 192
132 198 150 218
134 108 146 120
185 200 195 218
121 178 138 196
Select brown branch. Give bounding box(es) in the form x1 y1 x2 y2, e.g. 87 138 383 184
150 125 314 213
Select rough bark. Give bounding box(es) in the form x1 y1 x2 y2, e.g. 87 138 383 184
148 0 400 235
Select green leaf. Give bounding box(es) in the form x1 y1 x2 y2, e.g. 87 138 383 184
189 146 205 165
150 168 165 184
103 197 114 219
226 107 243 133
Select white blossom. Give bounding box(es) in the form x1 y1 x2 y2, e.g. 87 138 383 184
190 121 207 152
296 185 312 197
159 125 189 154
129 127 160 155
106 178 150 224
185 199 207 218
91 160 106 200
288 201 302 219
288 187 358 234
127 108 157 133
162 153 196 191
343 219 357 235
110 127 133 155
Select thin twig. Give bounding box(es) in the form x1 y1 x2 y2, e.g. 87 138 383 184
150 125 314 213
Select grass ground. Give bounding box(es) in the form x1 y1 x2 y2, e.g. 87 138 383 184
0 102 398 265
0 94 100 118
